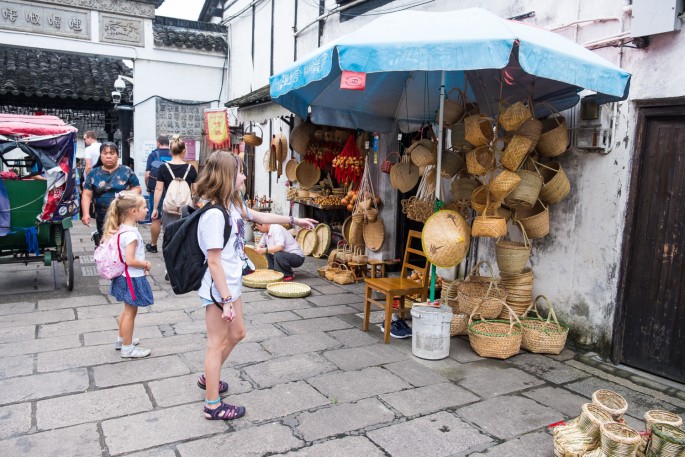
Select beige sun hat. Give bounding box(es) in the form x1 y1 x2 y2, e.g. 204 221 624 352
290 121 317 155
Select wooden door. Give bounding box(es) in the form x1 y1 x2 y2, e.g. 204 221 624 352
618 104 685 382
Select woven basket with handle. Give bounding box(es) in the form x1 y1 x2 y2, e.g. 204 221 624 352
468 299 522 359
488 169 522 201
535 160 571 204
437 87 466 127
464 114 494 147
496 221 531 274
472 206 507 239
520 295 569 354
504 168 543 209
592 390 628 421
515 200 549 239
456 261 507 316
538 115 569 157
499 100 532 132
466 146 495 176
333 264 355 285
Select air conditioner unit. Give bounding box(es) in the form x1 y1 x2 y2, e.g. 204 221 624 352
575 95 613 152
631 0 683 37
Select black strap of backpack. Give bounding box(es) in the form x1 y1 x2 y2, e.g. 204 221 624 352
202 203 231 311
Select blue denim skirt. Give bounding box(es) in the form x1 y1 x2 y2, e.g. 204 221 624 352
110 275 154 307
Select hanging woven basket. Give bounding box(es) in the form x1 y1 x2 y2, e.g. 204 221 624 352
504 168 543 209
466 146 495 176
496 220 531 274
437 87 467 127
488 169 522 201
408 139 437 168
243 124 263 147
515 200 549 239
538 115 569 157
499 100 532 132
536 161 571 204
464 114 495 147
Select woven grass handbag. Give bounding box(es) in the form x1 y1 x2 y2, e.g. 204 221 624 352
464 114 495 147
538 115 569 157
515 200 549 239
504 168 543 209
467 299 522 359
333 264 355 285
496 221 531 274
381 151 401 174
325 262 341 281
456 261 507 317
437 87 467 127
520 295 569 355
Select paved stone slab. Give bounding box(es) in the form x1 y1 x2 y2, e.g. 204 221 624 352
0 309 75 329
147 297 197 312
296 397 395 442
139 334 207 358
244 353 338 388
102 402 227 455
242 323 287 343
279 435 386 456
261 331 342 356
0 324 36 344
309 366 411 403
120 446 178 457
311 284 348 295
381 382 480 417
247 310 303 325
93 355 190 388
382 359 448 387
38 294 109 310
76 303 125 319
471 430 553 456
293 277 330 287
459 395 561 439
230 381 330 422
177 422 301 456
39 316 117 338
177 350 206 372
327 328 377 348
522 386 590 419
241 291 270 303
279 316 352 335
225 341 273 366
242 298 313 316
148 370 253 407
170 320 206 335
293 304 359 319
548 348 577 361
0 302 35 316
458 366 544 398
134 310 192 327
307 293 363 307
448 337 487 363
0 354 34 380
83 326 163 347
367 411 493 457
323 344 407 371
0 368 88 405
0 423 101 457
0 402 31 440
508 353 590 384
37 344 125 372
37 384 153 430
0 334 81 358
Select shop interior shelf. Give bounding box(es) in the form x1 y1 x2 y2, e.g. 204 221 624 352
291 199 346 210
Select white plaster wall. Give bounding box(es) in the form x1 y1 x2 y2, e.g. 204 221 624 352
223 0 685 351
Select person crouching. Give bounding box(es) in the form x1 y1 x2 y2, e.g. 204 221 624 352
253 222 305 281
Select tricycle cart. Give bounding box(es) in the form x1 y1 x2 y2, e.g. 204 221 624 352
0 114 79 290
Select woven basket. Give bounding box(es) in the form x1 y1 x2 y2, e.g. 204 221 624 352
644 410 683 434
587 422 642 457
352 246 368 264
536 161 571 204
295 229 307 249
342 216 352 242
472 209 507 238
366 208 379 223
333 264 355 285
471 185 500 214
295 161 321 187
488 169 521 201
647 423 685 457
499 101 532 132
242 270 284 288
538 116 569 157
421 210 471 267
468 299 522 359
443 278 461 312
464 114 494 147
438 87 467 127
451 177 479 206
381 151 401 174
441 148 465 178
456 261 507 317
553 403 614 457
302 229 318 256
515 200 549 239
326 263 341 281
496 221 531 274
285 159 298 182
244 245 268 270
267 282 312 298
363 218 385 251
408 139 437 168
498 267 534 318
243 124 263 146
593 390 628 421
504 169 543 209
317 266 329 278
450 122 472 151
466 146 495 176
520 295 569 354
451 313 469 336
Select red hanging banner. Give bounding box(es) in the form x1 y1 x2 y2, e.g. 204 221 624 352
340 71 366 91
204 109 231 148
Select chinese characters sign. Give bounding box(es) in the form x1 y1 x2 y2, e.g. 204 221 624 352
100 14 143 46
156 99 210 141
204 109 230 149
0 0 90 40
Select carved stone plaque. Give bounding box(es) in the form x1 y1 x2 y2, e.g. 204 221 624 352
99 14 143 46
0 0 90 39
28 0 155 18
156 99 211 141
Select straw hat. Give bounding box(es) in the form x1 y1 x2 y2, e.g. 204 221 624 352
290 121 317 155
272 132 288 161
421 210 471 267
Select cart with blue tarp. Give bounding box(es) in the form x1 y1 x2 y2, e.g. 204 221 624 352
0 114 79 290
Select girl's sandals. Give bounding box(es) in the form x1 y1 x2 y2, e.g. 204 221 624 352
197 374 229 394
203 402 246 421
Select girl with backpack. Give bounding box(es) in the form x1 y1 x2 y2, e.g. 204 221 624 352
102 191 154 358
151 135 197 229
195 151 316 421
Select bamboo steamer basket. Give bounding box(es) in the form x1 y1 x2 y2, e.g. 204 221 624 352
421 210 471 267
515 200 549 239
582 422 642 457
499 101 532 132
408 139 437 167
553 403 614 457
488 169 521 201
520 295 569 354
468 299 522 359
538 115 570 157
466 146 495 176
644 410 683 434
504 169 543 209
464 114 494 147
592 390 628 421
496 221 531 274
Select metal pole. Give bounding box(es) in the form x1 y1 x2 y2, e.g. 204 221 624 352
429 71 446 303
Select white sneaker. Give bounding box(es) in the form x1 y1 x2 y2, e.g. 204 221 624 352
121 347 151 358
114 338 139 350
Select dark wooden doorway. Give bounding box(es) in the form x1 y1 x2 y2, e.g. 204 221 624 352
615 102 685 383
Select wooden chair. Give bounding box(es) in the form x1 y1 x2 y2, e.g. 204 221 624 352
363 230 430 343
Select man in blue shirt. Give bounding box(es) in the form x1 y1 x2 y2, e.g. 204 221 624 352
144 134 171 253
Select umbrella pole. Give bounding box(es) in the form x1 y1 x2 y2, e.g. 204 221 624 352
429 71 446 303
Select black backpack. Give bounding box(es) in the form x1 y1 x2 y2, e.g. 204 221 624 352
162 203 231 295
148 150 170 191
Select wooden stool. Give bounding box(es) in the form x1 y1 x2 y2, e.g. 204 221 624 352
367 259 386 278
347 262 367 282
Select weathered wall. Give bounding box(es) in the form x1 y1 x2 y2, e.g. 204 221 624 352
223 0 685 354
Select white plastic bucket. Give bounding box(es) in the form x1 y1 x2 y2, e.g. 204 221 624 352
410 304 453 360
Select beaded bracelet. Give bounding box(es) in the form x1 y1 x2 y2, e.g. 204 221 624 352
205 397 221 405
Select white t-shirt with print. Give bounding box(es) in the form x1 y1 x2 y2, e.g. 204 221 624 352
117 225 145 278
197 204 248 303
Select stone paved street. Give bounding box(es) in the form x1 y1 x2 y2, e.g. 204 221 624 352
0 224 683 456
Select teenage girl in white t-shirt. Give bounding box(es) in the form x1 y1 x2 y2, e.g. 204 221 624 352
195 151 316 421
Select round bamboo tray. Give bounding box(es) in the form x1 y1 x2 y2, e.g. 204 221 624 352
243 270 284 288
302 229 318 256
295 161 321 187
341 216 352 242
244 245 268 270
311 223 331 258
296 229 307 248
266 282 311 298
363 218 385 252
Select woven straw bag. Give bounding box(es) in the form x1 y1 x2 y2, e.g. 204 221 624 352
592 390 628 421
534 160 571 204
538 115 569 157
504 168 543 209
496 221 531 274
472 206 507 238
515 200 549 239
325 263 341 281
333 264 355 285
488 169 521 201
456 261 507 317
440 148 465 178
243 124 263 147
451 313 469 336
352 246 368 264
451 176 479 206
464 114 494 147
553 403 614 457
466 146 495 176
520 295 569 354
467 299 522 359
471 185 500 214
499 100 532 132
500 118 543 171
647 423 685 457
644 411 682 434
408 139 437 167
450 122 472 151
437 88 467 127
381 151 401 174
390 155 420 192
582 423 642 457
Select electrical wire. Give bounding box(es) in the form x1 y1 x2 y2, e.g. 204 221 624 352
339 0 435 18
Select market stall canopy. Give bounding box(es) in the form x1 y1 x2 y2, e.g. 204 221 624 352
269 8 631 133
0 114 77 137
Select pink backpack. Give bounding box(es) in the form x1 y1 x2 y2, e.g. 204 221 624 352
94 230 136 299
